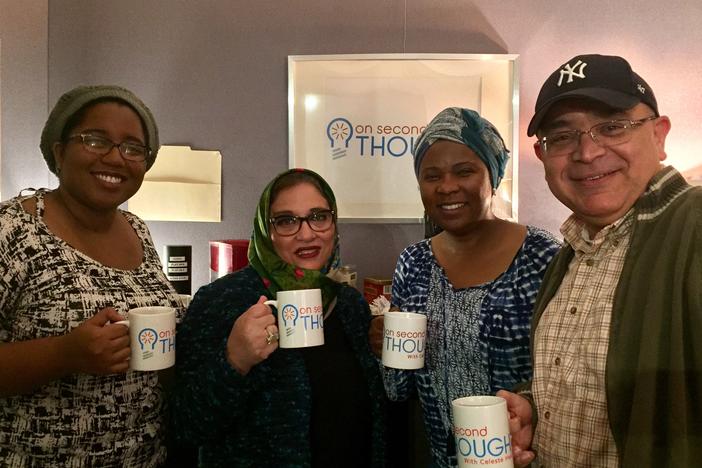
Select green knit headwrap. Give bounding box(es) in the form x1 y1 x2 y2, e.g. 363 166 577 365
247 168 341 307
40 85 160 175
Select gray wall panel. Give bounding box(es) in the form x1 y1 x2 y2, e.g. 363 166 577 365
19 0 702 291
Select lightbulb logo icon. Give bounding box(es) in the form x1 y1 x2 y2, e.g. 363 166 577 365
138 328 158 351
326 117 353 160
281 304 299 328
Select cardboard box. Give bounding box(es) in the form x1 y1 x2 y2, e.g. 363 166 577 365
209 240 250 282
363 277 392 304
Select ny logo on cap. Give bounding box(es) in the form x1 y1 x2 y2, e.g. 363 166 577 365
557 60 587 87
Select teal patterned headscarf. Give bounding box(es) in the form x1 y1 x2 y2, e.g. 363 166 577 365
247 168 340 307
413 107 510 189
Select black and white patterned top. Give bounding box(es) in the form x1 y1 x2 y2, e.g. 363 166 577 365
0 190 182 467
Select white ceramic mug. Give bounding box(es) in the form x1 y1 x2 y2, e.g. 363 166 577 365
264 289 324 348
382 311 427 369
451 396 514 468
116 306 176 371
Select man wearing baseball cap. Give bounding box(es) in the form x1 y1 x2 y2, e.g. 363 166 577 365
498 54 702 467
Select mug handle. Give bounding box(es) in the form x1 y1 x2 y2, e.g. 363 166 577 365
114 320 130 328
263 300 277 309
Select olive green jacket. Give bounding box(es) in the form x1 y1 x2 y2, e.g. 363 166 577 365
531 167 702 467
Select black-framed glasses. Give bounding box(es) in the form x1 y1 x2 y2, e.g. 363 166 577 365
269 209 336 236
67 133 150 162
538 115 658 157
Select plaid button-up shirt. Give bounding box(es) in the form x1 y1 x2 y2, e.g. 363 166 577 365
532 211 634 467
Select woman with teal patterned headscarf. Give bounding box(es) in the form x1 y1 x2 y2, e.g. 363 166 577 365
248 168 340 309
369 108 561 467
412 107 510 190
172 168 387 467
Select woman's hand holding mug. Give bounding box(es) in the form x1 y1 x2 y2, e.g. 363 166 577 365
61 307 131 375
368 306 400 358
368 316 384 358
227 296 279 376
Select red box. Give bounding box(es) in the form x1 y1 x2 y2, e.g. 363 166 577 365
209 240 250 281
363 277 392 304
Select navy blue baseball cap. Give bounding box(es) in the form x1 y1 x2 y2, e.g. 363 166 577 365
528 54 658 136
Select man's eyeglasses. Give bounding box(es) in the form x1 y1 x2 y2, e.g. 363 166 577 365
269 209 335 236
538 115 658 157
67 133 150 162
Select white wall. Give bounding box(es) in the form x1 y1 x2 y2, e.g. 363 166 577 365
472 0 702 230
0 0 49 200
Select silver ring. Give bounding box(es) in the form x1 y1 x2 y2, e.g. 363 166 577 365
265 328 279 345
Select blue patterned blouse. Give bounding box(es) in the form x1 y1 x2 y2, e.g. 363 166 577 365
383 226 560 467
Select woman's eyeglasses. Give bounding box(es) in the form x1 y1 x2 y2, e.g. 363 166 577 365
67 133 150 162
269 209 335 236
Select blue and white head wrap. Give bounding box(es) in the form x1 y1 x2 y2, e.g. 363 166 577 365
412 108 510 189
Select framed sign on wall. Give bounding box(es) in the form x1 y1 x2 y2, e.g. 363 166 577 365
288 53 519 222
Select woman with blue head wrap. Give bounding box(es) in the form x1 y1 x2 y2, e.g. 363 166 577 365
370 107 561 467
413 107 510 190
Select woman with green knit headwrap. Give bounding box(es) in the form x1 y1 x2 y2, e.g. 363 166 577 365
0 85 182 467
173 168 386 467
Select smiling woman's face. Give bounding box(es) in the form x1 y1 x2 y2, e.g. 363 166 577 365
52 101 147 211
269 182 336 270
418 139 494 235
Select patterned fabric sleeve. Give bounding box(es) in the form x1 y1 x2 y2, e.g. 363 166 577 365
382 243 431 401
171 268 274 443
391 241 432 312
0 207 21 339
